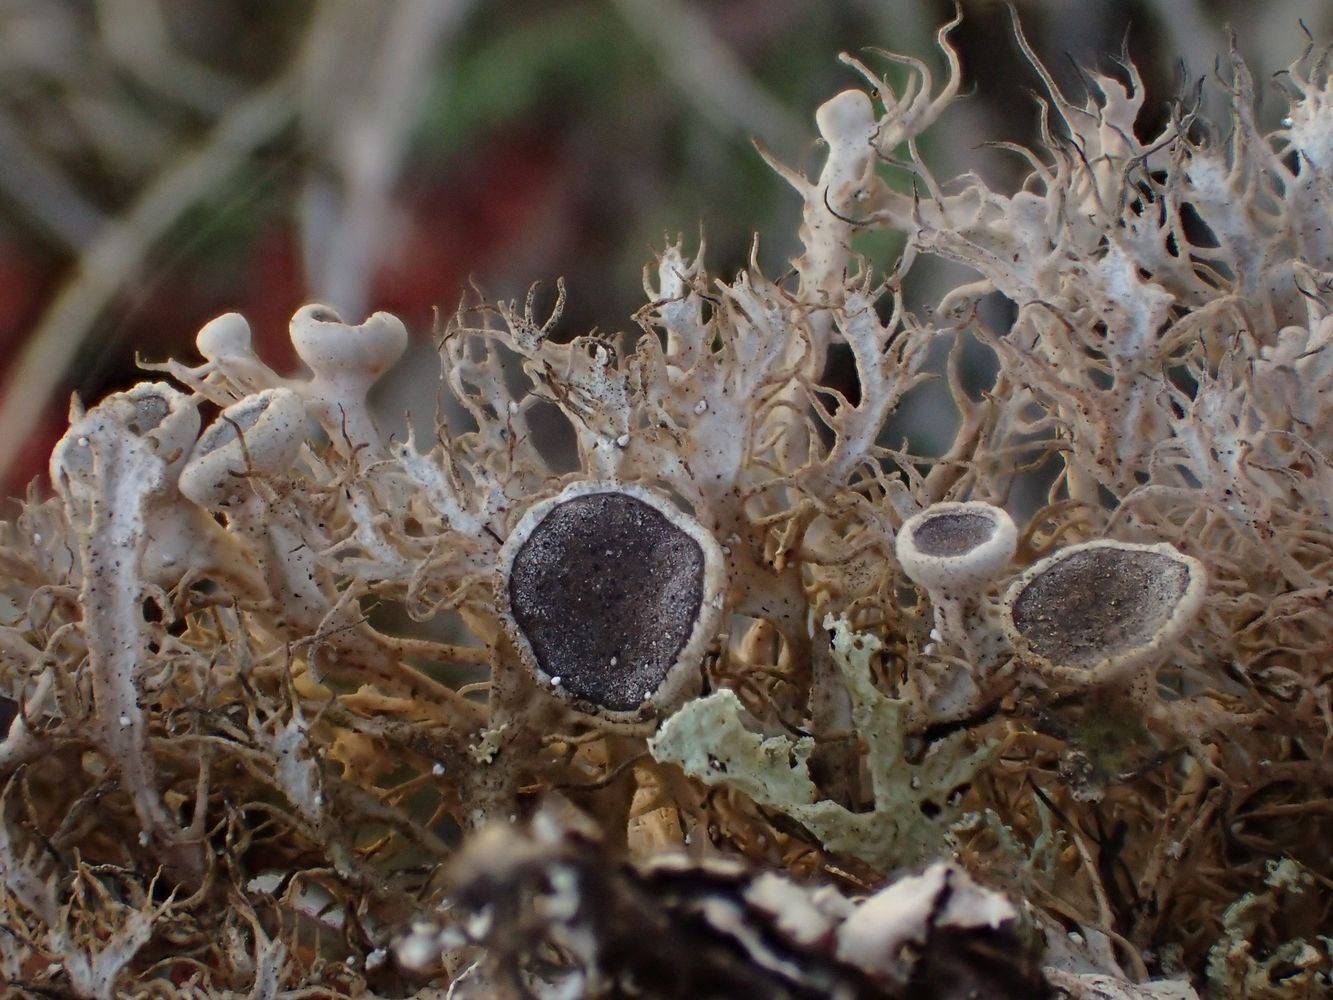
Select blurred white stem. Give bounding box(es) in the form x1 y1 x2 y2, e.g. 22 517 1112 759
0 109 106 248
94 0 245 115
299 0 478 318
0 70 300 490
612 0 805 154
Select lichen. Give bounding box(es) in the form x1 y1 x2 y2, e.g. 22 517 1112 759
1205 860 1331 999
649 615 994 871
0 10 1329 997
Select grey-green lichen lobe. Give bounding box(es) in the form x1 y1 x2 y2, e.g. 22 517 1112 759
507 491 706 712
1009 547 1192 670
650 616 996 871
909 511 996 557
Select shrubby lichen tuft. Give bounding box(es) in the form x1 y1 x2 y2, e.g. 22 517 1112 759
0 12 1329 998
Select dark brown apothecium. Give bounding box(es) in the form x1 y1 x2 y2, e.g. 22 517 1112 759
911 509 998 558
498 482 725 728
896 501 1017 592
1003 540 1207 684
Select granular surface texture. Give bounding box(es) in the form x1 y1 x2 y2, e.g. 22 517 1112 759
1009 547 1191 669
508 492 706 711
128 393 169 435
911 511 995 557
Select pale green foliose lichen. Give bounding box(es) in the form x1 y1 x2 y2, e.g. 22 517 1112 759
649 615 994 870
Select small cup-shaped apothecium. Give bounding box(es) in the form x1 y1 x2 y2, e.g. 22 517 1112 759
1002 540 1206 686
196 312 253 362
896 501 1017 666
897 502 1017 592
497 481 726 731
178 388 307 510
51 386 201 579
289 304 406 454
118 382 201 469
51 382 200 488
196 312 280 392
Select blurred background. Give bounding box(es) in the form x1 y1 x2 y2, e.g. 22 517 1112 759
0 0 1328 497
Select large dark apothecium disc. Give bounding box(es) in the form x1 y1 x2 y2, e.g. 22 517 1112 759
507 492 707 712
1008 545 1193 671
